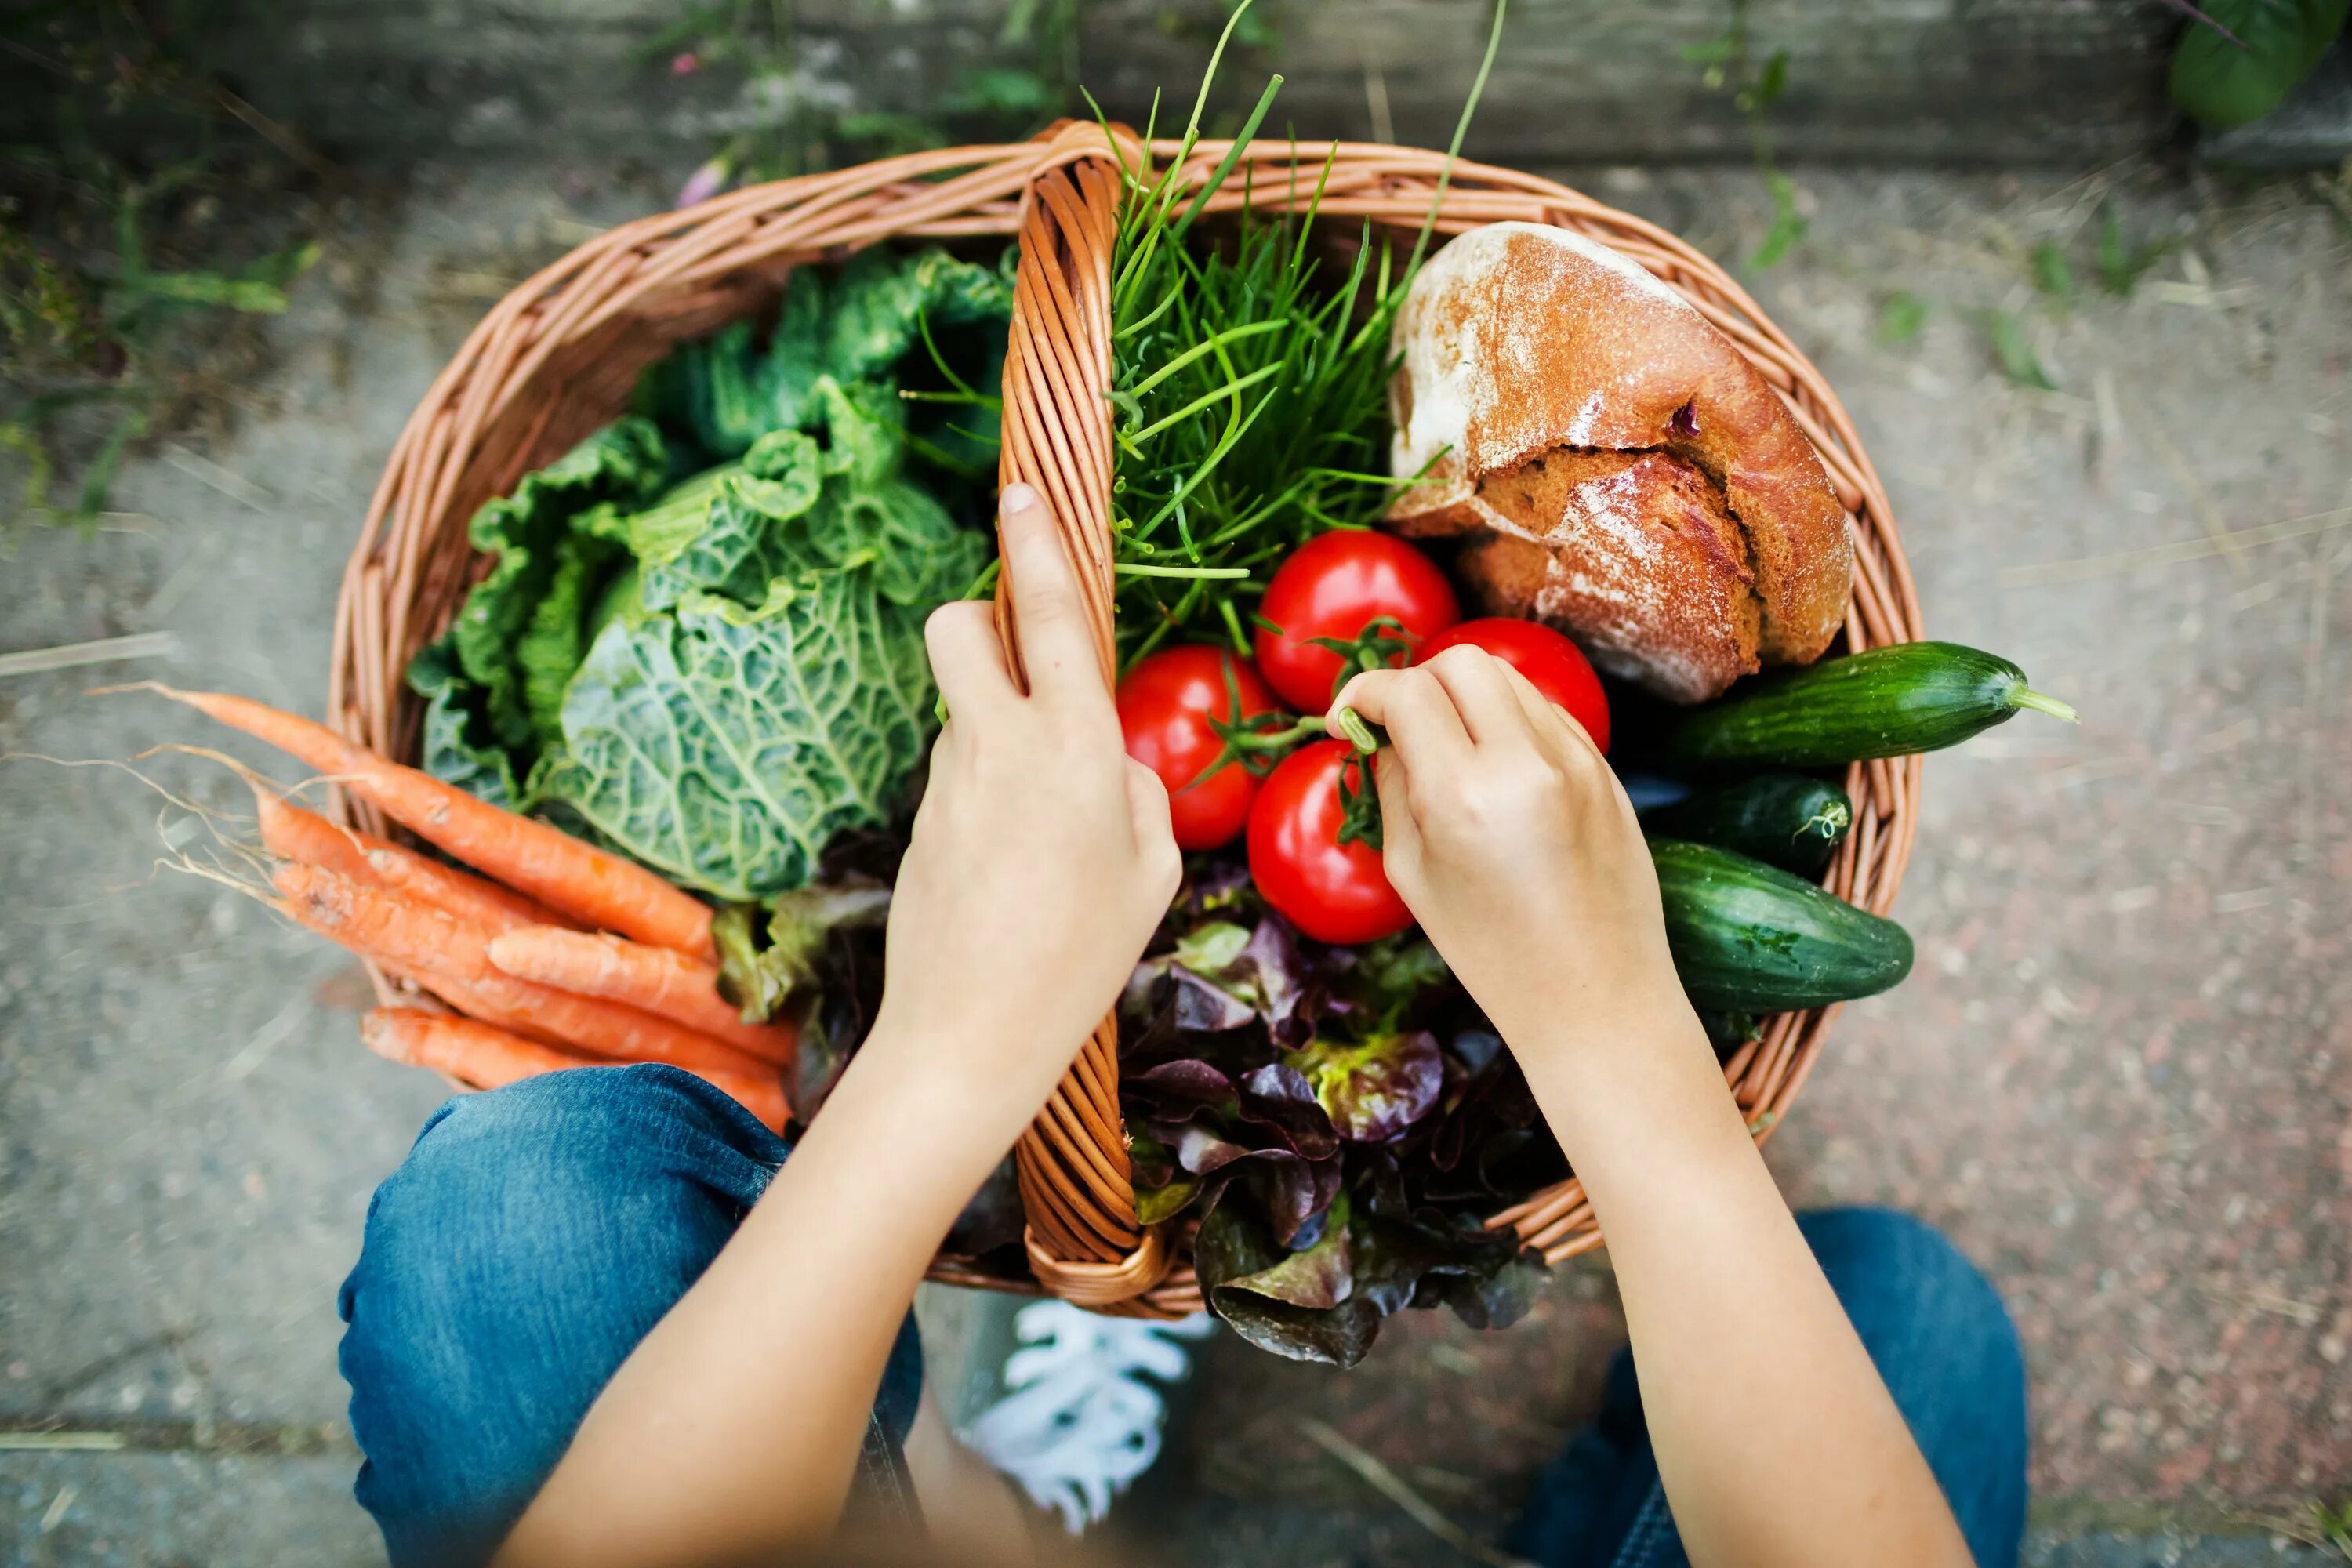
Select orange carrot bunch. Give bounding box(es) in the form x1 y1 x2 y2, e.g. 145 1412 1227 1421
153 686 795 1132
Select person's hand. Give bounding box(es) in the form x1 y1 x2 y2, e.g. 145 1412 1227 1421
1329 645 1693 1065
867 482 1181 1127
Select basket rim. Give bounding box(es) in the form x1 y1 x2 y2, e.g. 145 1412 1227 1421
328 125 1923 1319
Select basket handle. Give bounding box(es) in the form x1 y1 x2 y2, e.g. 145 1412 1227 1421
991 121 1173 1308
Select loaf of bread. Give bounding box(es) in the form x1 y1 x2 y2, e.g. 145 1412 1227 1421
1385 221 1853 703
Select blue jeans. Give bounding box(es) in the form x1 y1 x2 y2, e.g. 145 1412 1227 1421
337 1065 924 1568
1511 1207 2029 1568
341 1068 2024 1568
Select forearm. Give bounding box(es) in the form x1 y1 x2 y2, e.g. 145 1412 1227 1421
493 484 1175 1566
1520 1005 1971 1568
499 1025 1022 1568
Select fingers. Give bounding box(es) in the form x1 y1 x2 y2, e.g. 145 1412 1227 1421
1367 744 1425 866
1328 666 1472 775
997 483 1107 708
1414 644 1526 746
1490 659 1573 754
1491 659 1606 768
924 600 1013 720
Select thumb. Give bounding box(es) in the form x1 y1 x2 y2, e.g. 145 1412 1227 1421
1327 666 1403 728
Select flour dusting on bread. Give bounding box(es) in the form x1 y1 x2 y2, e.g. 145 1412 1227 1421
1384 220 1851 702
1392 222 1704 495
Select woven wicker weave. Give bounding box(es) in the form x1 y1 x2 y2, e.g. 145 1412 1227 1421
331 125 1922 1321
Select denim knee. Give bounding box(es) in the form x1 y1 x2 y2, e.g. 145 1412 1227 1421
339 1065 785 1568
1796 1207 2024 1399
1798 1207 2028 1568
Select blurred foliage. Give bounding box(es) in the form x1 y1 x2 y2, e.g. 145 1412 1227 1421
652 1 1284 201
1874 291 1926 347
2096 201 2177 295
652 0 1093 198
1156 0 1280 51
1981 308 2056 390
1681 0 1803 270
2030 240 2074 304
2167 0 2349 131
2 0 332 531
1903 194 2194 390
2249 1498 2352 1561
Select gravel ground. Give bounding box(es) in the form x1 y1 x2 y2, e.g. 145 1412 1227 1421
3 158 2346 1564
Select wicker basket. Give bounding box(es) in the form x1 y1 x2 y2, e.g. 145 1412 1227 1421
330 122 1923 1320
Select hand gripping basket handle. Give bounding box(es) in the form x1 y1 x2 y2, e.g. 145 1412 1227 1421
990 121 1178 1311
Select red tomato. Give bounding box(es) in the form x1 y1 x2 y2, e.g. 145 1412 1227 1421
1247 740 1412 945
1117 645 1279 851
1253 531 1461 714
1416 618 1612 753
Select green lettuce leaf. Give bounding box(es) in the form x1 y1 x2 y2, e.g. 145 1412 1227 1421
1341 934 1452 1022
1135 1177 1202 1226
634 430 829 613
516 534 616 746
712 884 893 1023
409 637 521 810
531 377 984 900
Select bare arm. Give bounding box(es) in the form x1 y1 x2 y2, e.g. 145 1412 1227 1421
1331 648 1970 1568
498 484 1181 1568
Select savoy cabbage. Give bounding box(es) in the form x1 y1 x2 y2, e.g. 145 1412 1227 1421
409 245 1006 898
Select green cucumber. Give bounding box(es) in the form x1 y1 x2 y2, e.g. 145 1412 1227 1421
1697 1009 1763 1056
1666 641 2076 769
1651 839 1914 1013
1643 773 1853 876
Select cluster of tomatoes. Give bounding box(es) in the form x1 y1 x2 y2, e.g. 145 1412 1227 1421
1116 530 1611 947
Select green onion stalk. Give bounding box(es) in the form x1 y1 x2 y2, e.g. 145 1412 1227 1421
1087 0 1508 673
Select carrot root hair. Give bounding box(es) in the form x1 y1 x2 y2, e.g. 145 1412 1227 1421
122 684 718 961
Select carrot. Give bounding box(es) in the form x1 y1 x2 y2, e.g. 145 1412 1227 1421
361 1007 590 1083
485 926 796 1065
359 844 581 935
361 1008 789 1132
253 786 383 887
239 768 572 934
276 863 769 1080
154 744 383 890
376 962 602 1052
136 684 716 960
670 1065 790 1134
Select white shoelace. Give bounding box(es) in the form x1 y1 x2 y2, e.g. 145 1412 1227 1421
958 1301 1216 1532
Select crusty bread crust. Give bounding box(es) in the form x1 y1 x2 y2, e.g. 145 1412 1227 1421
1386 221 1853 702
1397 448 1762 702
